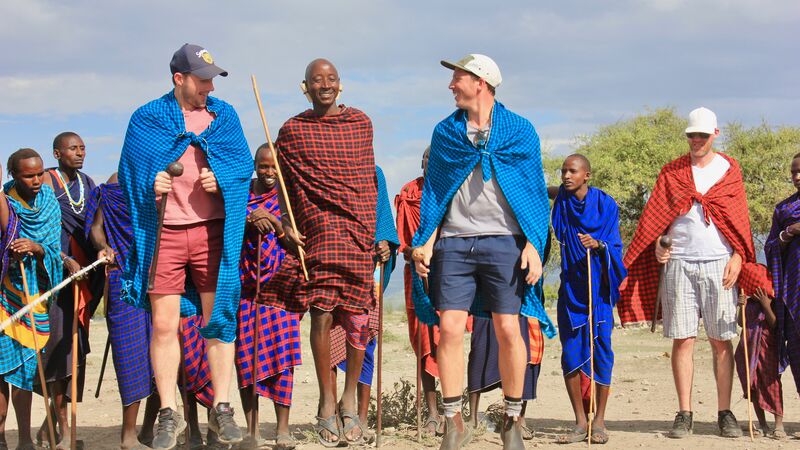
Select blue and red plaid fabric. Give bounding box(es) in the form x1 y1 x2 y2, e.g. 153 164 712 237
619 153 772 326
260 106 377 314
182 316 214 409
236 187 301 406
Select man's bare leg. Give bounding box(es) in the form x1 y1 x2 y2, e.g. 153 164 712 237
708 338 733 411
0 381 8 447
309 309 337 443
150 294 181 411
468 393 480 428
492 313 525 398
563 371 588 431
200 292 235 407
672 338 695 411
137 392 160 445
341 340 366 441
438 310 468 435
11 387 33 446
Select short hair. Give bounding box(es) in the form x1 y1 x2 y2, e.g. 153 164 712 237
53 131 80 150
254 142 275 161
7 148 42 177
565 153 592 172
468 73 496 96
793 151 800 160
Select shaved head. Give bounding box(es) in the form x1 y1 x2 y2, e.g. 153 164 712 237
305 58 338 82
565 153 591 172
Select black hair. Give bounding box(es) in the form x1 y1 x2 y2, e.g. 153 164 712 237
53 131 80 150
7 148 42 177
793 152 800 160
566 153 592 172
254 143 275 161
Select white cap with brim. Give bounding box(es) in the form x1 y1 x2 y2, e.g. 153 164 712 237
685 107 718 134
441 54 502 88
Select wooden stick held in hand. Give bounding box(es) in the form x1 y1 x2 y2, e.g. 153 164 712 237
71 282 79 450
651 235 672 333
251 75 309 281
148 161 184 290
741 288 754 441
587 248 595 448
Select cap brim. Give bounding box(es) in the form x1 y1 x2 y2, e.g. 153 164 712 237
441 60 466 72
192 65 228 80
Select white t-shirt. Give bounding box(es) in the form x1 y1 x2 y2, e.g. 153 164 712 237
668 153 733 260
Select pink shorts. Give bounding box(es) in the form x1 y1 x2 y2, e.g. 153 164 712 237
330 308 370 350
149 219 223 295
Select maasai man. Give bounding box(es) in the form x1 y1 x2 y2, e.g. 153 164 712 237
0 150 62 450
413 54 552 450
395 147 444 436
118 43 251 449
734 287 785 438
234 143 302 450
759 152 800 438
619 107 772 439
329 165 399 442
38 131 104 444
260 58 377 447
86 173 159 449
551 154 625 445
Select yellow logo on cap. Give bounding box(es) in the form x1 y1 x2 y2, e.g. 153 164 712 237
196 49 214 65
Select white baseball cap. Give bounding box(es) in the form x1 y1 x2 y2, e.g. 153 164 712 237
441 54 502 88
685 107 718 134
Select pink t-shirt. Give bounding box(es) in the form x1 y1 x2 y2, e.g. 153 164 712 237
163 107 226 225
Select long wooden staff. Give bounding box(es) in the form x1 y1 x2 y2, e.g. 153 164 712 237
95 268 111 398
586 249 595 448
376 262 385 448
19 261 57 449
250 234 263 439
740 289 754 441
71 282 79 449
250 75 308 281
416 319 422 442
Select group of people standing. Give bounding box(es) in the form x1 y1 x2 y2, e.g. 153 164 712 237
0 42 797 450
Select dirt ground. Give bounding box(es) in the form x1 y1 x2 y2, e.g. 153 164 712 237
3 309 799 449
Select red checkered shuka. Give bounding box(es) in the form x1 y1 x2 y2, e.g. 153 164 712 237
618 153 773 325
329 297 379 367
260 107 377 314
395 177 424 270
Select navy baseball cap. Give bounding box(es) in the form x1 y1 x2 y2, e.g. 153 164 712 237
169 43 228 79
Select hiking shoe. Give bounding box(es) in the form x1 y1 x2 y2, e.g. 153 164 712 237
439 414 473 450
500 415 525 450
152 407 187 450
208 402 243 444
718 410 743 438
667 411 693 439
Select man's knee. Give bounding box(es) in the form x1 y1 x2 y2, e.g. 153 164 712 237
493 318 522 346
439 323 465 345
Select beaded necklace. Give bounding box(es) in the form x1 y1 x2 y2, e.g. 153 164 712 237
55 169 85 214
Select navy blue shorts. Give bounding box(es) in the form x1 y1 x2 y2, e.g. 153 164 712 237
431 235 525 314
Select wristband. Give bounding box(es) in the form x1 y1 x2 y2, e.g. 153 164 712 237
779 230 791 243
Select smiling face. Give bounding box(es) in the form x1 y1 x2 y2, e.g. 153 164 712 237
255 146 278 190
13 157 45 201
173 72 215 110
448 68 482 111
686 130 719 164
304 59 340 115
54 134 86 171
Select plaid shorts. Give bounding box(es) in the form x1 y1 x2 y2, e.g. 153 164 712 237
660 256 738 340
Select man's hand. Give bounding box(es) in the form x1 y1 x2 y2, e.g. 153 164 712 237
753 287 771 308
280 217 306 258
786 222 800 237
412 246 432 278
63 256 81 276
577 233 600 250
9 239 43 260
722 252 743 289
199 168 218 193
153 171 173 196
248 209 282 236
520 241 542 285
375 240 390 263
654 235 671 264
98 246 115 265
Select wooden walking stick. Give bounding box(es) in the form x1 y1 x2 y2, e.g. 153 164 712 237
251 75 308 281
651 236 672 333
586 248 595 447
147 161 184 290
95 268 111 398
249 234 263 439
416 319 423 442
740 288 754 441
19 261 57 450
71 282 79 450
376 262 385 448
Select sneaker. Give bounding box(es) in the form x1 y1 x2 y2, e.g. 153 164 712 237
718 410 743 438
152 407 187 450
667 411 693 439
208 402 244 444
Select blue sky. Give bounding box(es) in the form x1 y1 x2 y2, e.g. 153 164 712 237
1 0 797 299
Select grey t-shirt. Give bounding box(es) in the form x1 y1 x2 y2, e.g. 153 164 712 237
440 122 522 238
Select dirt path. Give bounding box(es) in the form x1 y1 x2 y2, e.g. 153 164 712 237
2 311 798 449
